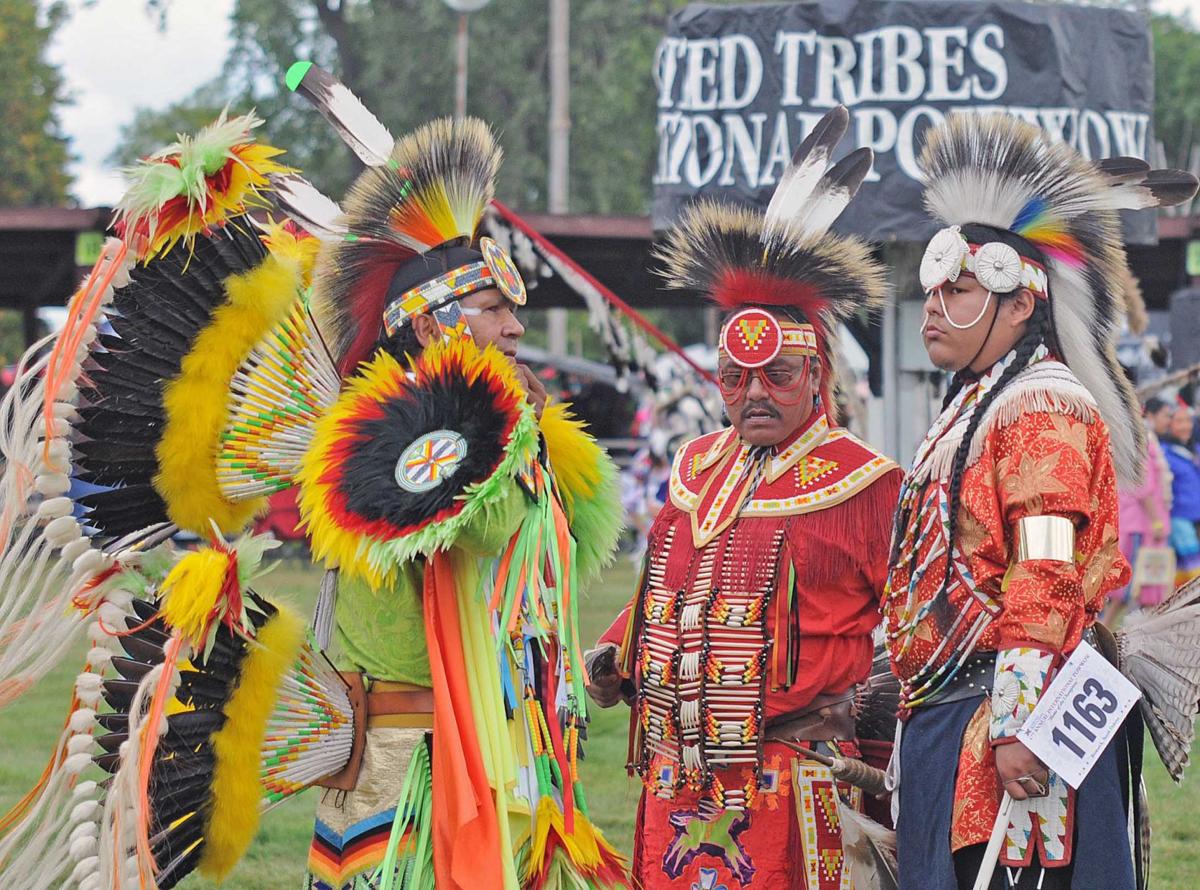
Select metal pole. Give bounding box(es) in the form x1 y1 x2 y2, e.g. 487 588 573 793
455 12 469 120
547 0 570 355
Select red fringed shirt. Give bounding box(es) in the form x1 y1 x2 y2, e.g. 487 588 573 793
883 357 1130 864
601 411 901 803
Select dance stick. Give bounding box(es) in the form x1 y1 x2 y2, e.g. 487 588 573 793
972 792 1015 890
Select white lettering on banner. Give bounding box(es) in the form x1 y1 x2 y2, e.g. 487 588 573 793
653 21 1150 193
1016 641 1140 790
970 24 1007 100
686 115 723 186
680 38 720 111
718 35 763 110
925 27 971 101
855 107 899 182
718 113 767 186
775 31 816 106
813 35 859 107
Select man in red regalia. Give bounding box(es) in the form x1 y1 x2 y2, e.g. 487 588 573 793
588 107 903 890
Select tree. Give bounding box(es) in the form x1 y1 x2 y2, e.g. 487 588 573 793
1152 12 1200 170
0 0 72 206
111 0 738 215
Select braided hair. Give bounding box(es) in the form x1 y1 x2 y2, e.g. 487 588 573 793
377 322 424 366
935 224 1059 607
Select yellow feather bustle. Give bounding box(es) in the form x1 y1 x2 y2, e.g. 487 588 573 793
260 218 322 289
155 251 303 536
199 603 307 881
539 402 606 522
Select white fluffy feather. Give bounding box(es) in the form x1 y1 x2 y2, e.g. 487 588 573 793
268 173 346 241
1049 261 1142 485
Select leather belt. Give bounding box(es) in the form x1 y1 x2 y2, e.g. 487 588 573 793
766 688 856 742
918 651 996 708
366 679 434 729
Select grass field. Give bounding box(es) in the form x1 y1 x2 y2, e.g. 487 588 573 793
1 559 1196 887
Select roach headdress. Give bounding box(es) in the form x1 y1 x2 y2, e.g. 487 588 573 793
918 112 1199 484
654 106 888 407
282 63 526 376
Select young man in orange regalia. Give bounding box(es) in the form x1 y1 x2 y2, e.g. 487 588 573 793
883 113 1199 890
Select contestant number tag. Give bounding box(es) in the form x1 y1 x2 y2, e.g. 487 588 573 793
1016 641 1140 789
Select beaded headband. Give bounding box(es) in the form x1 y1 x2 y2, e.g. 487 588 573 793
920 225 1049 299
719 308 818 369
382 236 527 337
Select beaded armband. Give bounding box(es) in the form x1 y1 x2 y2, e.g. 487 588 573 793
989 646 1055 742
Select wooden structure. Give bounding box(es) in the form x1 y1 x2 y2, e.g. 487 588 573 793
0 207 110 343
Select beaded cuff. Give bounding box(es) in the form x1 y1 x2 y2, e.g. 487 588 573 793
989 646 1055 741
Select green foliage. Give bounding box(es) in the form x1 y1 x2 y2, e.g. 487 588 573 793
1152 12 1200 169
109 0 747 215
0 0 72 206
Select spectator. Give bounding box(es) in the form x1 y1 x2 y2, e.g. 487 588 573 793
1162 403 1200 584
1146 395 1174 438
1112 399 1173 612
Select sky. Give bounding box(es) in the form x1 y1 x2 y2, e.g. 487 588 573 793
50 0 1199 208
49 0 236 207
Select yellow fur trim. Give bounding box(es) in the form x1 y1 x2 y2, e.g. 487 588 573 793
159 547 234 648
155 252 301 534
260 219 321 288
198 603 306 881
540 401 604 521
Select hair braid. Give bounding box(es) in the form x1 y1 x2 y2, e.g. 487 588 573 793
937 298 1051 601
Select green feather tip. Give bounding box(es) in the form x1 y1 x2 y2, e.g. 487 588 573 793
285 60 313 92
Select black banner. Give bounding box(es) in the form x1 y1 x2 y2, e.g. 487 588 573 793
652 0 1155 243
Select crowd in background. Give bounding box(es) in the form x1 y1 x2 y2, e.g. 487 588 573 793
1112 389 1200 618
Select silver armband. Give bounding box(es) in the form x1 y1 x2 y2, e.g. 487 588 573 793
1016 515 1075 563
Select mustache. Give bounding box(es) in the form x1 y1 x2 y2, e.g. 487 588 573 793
741 401 780 420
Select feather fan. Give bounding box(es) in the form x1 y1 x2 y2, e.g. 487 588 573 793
1118 575 1200 782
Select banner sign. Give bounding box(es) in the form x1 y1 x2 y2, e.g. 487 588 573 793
652 0 1155 242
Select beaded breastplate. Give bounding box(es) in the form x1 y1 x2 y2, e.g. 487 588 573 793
635 515 789 810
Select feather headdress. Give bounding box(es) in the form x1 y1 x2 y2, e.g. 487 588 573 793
310 115 505 373
655 106 888 403
918 112 1198 484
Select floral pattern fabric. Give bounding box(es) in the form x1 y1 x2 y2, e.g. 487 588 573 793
886 404 1130 863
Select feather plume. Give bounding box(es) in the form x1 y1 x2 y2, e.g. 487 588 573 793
312 116 502 373
285 61 395 167
267 172 347 241
115 109 290 260
836 797 898 890
1118 575 1200 781
763 105 849 239
787 146 874 239
916 112 1200 485
655 201 888 334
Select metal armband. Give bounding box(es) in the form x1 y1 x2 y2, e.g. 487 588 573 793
1015 515 1075 564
